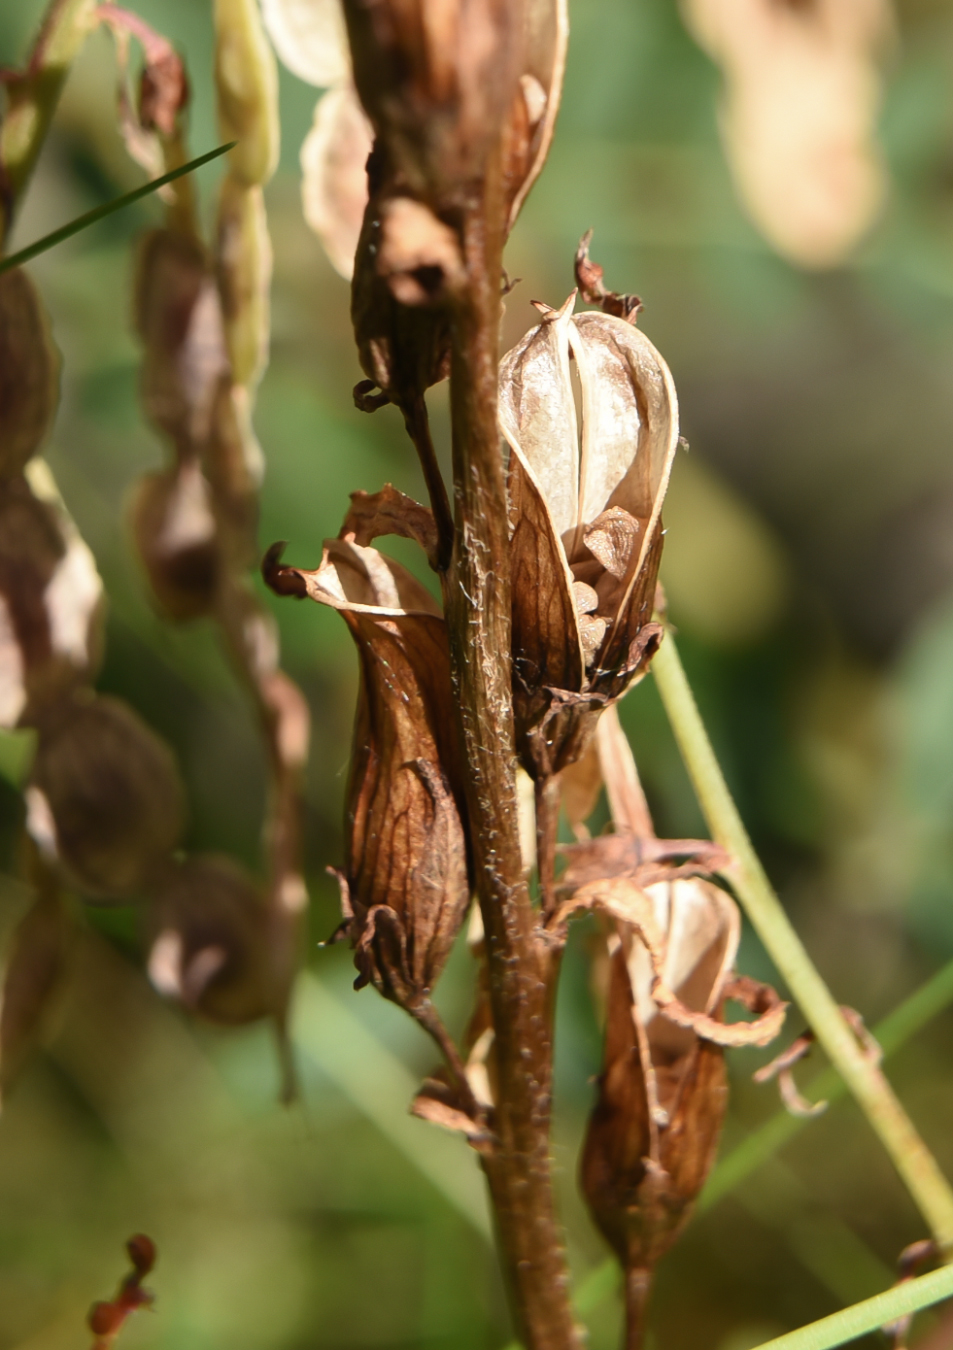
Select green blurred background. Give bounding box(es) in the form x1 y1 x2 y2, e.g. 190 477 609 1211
3 0 953 1346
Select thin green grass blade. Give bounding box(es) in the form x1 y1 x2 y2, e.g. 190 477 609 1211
0 142 236 274
748 1262 953 1350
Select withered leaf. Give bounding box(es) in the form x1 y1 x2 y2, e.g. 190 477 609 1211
341 485 438 568
0 268 60 479
27 694 185 900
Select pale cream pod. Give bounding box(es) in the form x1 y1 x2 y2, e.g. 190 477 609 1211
683 0 893 268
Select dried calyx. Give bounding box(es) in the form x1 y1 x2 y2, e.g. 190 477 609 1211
555 708 784 1347
264 535 469 1017
499 264 678 779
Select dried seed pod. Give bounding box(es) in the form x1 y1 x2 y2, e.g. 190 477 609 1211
214 0 280 187
0 468 103 729
579 879 739 1327
146 855 274 1024
499 292 678 776
135 229 229 455
264 536 469 1009
130 460 219 621
27 694 185 900
0 268 60 479
682 0 892 268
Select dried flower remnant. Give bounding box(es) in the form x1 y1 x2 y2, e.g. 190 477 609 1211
499 289 678 777
682 0 893 268
264 536 469 1019
87 1235 156 1350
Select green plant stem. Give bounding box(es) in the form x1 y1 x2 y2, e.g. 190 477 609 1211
748 1262 953 1350
0 0 99 245
0 143 236 273
652 632 953 1252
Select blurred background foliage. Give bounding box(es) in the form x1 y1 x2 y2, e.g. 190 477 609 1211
3 0 953 1347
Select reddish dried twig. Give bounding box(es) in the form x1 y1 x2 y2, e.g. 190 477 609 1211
87 1235 156 1350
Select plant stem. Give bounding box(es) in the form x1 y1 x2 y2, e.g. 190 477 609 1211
0 0 99 246
652 632 953 1252
624 1268 651 1350
442 168 579 1348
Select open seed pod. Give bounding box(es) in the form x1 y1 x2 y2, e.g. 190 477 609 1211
0 468 104 729
146 855 274 1025
499 292 678 777
0 268 60 480
264 535 469 1010
26 694 185 900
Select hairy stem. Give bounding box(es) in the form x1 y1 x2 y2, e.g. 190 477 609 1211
535 774 561 921
653 632 953 1253
0 0 99 246
441 168 579 1347
624 1268 652 1350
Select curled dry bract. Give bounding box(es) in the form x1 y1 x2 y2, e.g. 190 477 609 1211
147 855 274 1024
27 694 185 900
0 269 59 480
499 295 678 775
264 536 469 1008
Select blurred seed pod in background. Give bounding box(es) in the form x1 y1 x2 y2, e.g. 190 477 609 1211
0 269 60 481
0 466 104 730
129 460 219 621
146 855 274 1025
26 694 185 901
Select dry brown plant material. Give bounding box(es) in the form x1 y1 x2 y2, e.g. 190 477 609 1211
0 269 60 479
87 1235 156 1350
499 290 678 777
682 0 893 268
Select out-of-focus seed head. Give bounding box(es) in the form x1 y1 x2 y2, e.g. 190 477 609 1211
130 461 219 621
215 0 280 187
0 470 103 729
0 269 60 480
146 855 274 1025
27 694 185 900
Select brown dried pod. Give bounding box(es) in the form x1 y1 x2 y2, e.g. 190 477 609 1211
130 460 219 620
264 535 469 1009
0 467 104 729
146 855 274 1025
0 268 60 479
499 293 678 777
579 878 780 1344
27 694 185 900
135 229 228 455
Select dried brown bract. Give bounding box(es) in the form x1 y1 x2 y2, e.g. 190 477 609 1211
499 292 678 776
264 536 469 1011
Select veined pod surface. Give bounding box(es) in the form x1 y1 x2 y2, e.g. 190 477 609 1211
264 535 468 1010
499 293 678 777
